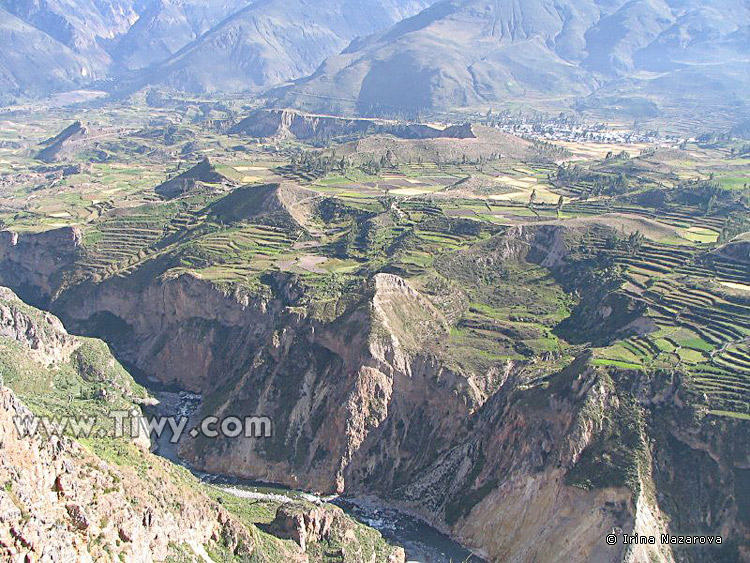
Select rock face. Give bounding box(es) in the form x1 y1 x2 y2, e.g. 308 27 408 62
270 503 338 551
0 290 259 562
0 384 261 562
0 286 77 364
60 270 475 496
0 285 403 561
230 108 477 142
1 225 749 562
58 272 283 393
230 109 381 140
36 121 90 163
0 227 82 306
155 157 235 200
269 502 406 562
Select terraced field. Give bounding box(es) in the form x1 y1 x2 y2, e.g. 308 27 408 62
191 224 296 268
577 229 750 417
67 156 749 420
81 211 175 279
2 104 750 424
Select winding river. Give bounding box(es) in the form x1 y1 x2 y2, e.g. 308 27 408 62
150 390 485 563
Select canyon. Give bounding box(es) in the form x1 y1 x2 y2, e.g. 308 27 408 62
1 218 747 562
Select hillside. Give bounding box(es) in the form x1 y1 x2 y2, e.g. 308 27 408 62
3 123 750 560
111 0 252 71
0 0 138 98
273 0 750 117
2 72 750 562
155 157 236 200
0 286 406 562
36 121 90 163
130 0 436 94
0 0 435 98
0 7 91 97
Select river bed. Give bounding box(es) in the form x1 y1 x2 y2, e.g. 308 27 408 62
150 390 485 563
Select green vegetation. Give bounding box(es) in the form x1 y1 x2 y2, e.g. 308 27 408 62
2 103 750 563
565 385 646 492
4 107 749 417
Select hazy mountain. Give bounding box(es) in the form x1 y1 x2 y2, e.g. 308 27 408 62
272 0 750 116
112 0 252 71
0 0 141 97
3 0 748 116
0 7 89 96
133 0 437 94
0 0 436 98
0 0 139 72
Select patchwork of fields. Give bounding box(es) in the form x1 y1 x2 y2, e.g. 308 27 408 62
1 107 749 420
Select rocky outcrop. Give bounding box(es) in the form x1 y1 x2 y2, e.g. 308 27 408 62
714 236 750 264
0 227 82 306
10 371 308 561
649 409 750 563
270 503 338 551
52 273 279 392
0 286 77 364
27 265 476 496
230 108 476 141
269 502 406 562
36 121 89 163
0 385 257 562
155 157 236 200
229 109 370 139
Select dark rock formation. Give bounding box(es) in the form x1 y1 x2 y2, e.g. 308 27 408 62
36 122 89 163
155 157 235 200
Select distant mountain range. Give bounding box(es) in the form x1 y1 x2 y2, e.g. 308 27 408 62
0 0 434 97
2 0 749 121
129 0 437 94
273 0 750 117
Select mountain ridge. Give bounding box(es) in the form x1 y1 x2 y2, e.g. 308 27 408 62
271 0 750 117
0 0 437 99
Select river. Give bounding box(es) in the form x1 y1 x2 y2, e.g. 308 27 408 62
149 390 486 563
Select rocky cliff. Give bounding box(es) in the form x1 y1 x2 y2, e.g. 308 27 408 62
0 227 83 306
1 223 748 562
0 285 255 561
0 284 406 562
0 385 256 562
230 108 477 142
